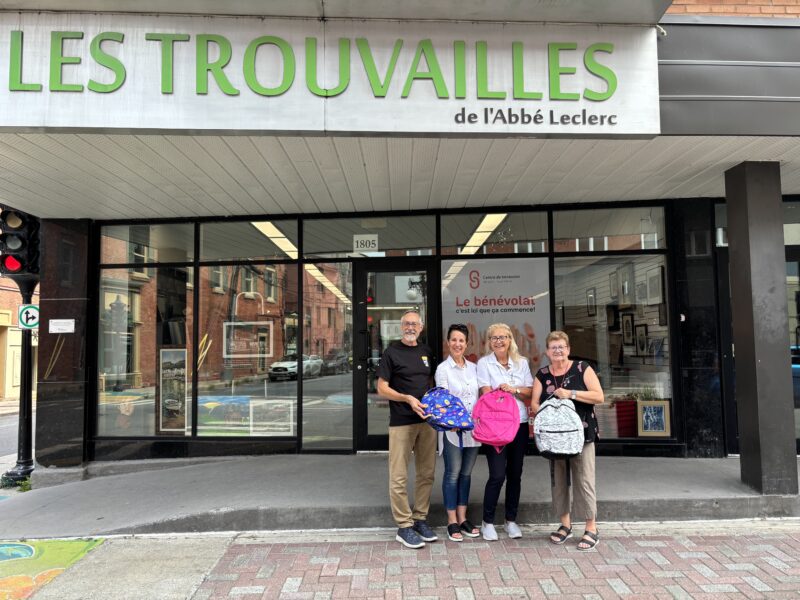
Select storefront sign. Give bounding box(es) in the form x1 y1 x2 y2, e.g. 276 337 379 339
440 258 550 372
0 14 659 135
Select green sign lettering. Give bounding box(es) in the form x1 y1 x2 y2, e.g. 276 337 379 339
356 38 402 98
548 42 580 101
145 33 191 94
88 32 126 93
243 36 295 96
306 37 350 97
50 31 84 92
583 42 617 101
196 34 239 96
476 41 505 100
512 41 542 100
9 31 42 91
402 39 448 99
453 40 466 99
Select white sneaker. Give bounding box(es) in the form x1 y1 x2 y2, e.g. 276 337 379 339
481 521 498 541
505 521 522 539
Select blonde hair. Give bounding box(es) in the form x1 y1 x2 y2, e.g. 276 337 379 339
546 330 570 348
485 323 521 364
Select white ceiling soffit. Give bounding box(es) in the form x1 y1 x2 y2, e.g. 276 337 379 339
2 134 800 220
0 1 672 25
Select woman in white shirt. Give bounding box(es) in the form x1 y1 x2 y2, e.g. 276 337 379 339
434 324 481 542
476 323 533 541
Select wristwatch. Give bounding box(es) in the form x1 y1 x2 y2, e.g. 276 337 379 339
571 390 577 400
514 388 520 396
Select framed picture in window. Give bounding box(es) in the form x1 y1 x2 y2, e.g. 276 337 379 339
617 263 635 308
635 323 648 355
622 313 634 345
609 271 618 301
586 287 596 316
637 399 671 436
647 266 664 305
158 348 187 434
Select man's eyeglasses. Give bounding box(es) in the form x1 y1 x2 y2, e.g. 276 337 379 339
401 321 421 328
490 335 509 342
549 345 568 352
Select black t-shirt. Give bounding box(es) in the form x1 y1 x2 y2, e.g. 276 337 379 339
376 341 434 427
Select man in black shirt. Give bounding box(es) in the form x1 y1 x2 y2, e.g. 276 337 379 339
376 309 437 548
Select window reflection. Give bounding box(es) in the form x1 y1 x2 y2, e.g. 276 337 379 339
197 265 299 436
441 212 547 255
554 255 671 439
97 267 194 437
302 263 353 450
553 207 665 252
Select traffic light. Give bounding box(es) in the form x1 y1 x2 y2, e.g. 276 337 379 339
0 207 40 278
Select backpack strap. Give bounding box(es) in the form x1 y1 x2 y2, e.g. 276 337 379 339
549 458 572 487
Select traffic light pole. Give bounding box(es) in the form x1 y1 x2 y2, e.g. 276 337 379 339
2 278 37 484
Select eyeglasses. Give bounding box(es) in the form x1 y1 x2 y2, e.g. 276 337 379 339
489 335 509 342
549 345 568 352
401 321 421 328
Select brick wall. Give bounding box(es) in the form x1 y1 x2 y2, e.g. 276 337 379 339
667 0 800 17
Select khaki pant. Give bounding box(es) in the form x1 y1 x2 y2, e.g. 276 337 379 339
388 423 437 528
551 442 596 521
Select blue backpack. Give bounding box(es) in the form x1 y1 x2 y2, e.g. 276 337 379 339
421 387 475 437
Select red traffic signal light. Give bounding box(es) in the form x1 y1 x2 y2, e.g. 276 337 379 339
0 207 39 279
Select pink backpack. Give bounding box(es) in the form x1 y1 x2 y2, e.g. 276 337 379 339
472 389 520 453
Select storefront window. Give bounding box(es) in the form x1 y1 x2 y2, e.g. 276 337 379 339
201 220 299 261
97 266 194 436
197 264 299 436
554 256 672 439
101 223 194 264
302 263 353 450
304 215 435 258
553 207 665 252
441 212 548 255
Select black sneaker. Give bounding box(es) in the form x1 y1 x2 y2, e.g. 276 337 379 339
396 526 425 549
413 520 438 542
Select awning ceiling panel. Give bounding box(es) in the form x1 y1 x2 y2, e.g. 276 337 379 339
2 133 800 220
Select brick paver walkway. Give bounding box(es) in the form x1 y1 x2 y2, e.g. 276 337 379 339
191 525 800 599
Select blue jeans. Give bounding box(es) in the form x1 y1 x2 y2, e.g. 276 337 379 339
442 436 480 511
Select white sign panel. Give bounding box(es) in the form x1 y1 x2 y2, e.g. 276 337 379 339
0 14 659 135
49 319 75 333
380 319 402 341
441 258 550 372
18 304 39 330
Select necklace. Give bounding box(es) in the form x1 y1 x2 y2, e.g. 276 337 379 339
551 361 572 388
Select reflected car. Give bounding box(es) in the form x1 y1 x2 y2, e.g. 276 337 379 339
322 351 349 375
268 354 323 381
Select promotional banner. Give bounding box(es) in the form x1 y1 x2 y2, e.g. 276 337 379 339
441 257 550 372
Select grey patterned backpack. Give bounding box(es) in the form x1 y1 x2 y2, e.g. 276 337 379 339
533 397 584 460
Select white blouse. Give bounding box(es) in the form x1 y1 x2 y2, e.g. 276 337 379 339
476 353 534 423
434 355 481 449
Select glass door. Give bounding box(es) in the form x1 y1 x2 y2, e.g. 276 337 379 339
353 260 438 451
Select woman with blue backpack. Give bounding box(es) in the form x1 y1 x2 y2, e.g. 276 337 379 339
476 322 533 541
434 323 481 542
531 330 604 551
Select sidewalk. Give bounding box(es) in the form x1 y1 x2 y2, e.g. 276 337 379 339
0 399 19 416
24 520 800 600
1 454 799 539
